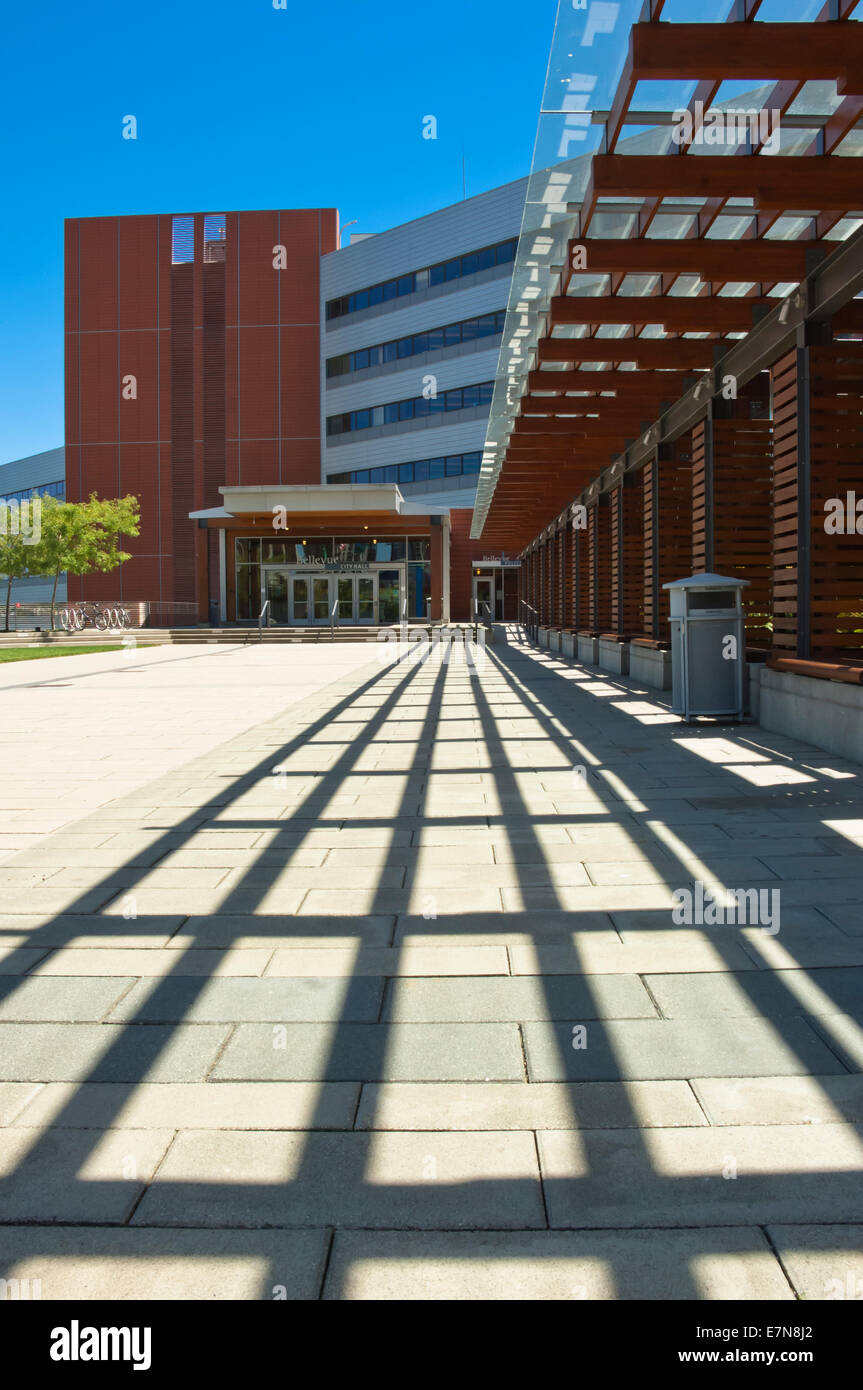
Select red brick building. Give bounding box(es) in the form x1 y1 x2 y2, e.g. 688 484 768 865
64 207 519 624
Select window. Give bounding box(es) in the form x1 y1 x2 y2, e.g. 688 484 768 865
325 452 483 487
324 311 504 380
171 216 194 264
203 214 226 263
324 238 517 318
325 385 493 437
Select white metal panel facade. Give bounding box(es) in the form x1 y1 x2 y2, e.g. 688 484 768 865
319 178 526 494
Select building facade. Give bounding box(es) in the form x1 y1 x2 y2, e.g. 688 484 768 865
63 186 524 625
0 448 67 606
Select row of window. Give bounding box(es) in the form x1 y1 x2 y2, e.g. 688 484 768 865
326 382 494 436
326 239 517 320
326 310 506 378
328 451 482 487
0 480 65 507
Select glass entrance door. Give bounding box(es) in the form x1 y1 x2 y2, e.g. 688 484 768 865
289 575 310 625
264 570 289 625
473 576 494 621
265 568 399 625
312 576 332 625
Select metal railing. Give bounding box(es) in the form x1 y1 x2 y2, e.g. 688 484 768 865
258 599 270 641
520 599 539 644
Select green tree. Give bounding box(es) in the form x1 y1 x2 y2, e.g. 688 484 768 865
27 494 140 629
0 529 33 632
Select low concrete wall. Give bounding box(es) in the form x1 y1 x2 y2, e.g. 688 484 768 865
599 638 629 676
577 634 599 665
758 667 863 763
747 662 762 720
629 643 672 691
548 629 561 653
537 628 550 649
561 632 577 659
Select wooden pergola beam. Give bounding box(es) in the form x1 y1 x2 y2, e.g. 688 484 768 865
567 238 827 281
627 21 863 86
527 368 693 394
551 294 769 332
589 154 863 210
537 338 718 369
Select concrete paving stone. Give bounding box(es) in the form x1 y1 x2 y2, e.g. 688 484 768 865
162 848 329 869
299 887 504 915
0 867 61 886
414 826 572 846
219 865 406 890
99 887 308 917
0 947 52 974
522 1016 848 1082
383 974 655 1023
820 905 863 935
212 1021 524 1082
13 1080 359 1131
131 1130 545 1230
0 1127 174 1224
32 947 273 977
395 914 616 948
691 1075 863 1127
490 841 664 865
405 863 593 888
355 1079 705 1131
538 1123 863 1228
0 976 135 1022
322 1227 792 1300
326 844 496 868
108 975 384 1023
508 937 759 975
583 860 683 886
264 946 509 976
0 1081 44 1125
0 1022 230 1082
804 1012 863 1072
500 885 676 914
0 919 188 949
767 1226 863 1301
0 1226 331 1300
739 923 863 969
172 914 395 948
46 865 231 890
645 967 863 1020
0 888 120 915
764 855 863 880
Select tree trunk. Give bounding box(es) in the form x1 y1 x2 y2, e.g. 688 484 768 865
50 569 60 631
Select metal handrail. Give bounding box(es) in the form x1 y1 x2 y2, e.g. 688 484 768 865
330 595 338 641
258 599 270 641
520 599 539 643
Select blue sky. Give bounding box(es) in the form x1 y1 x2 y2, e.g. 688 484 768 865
0 0 560 465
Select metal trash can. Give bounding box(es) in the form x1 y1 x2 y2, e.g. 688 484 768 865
662 573 748 722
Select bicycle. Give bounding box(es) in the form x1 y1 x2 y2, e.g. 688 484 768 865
58 603 133 632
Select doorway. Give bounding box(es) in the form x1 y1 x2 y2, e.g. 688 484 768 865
473 574 495 621
261 568 404 626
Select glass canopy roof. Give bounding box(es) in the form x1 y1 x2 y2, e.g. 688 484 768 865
471 0 863 539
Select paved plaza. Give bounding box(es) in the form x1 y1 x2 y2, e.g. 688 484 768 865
0 632 862 1300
